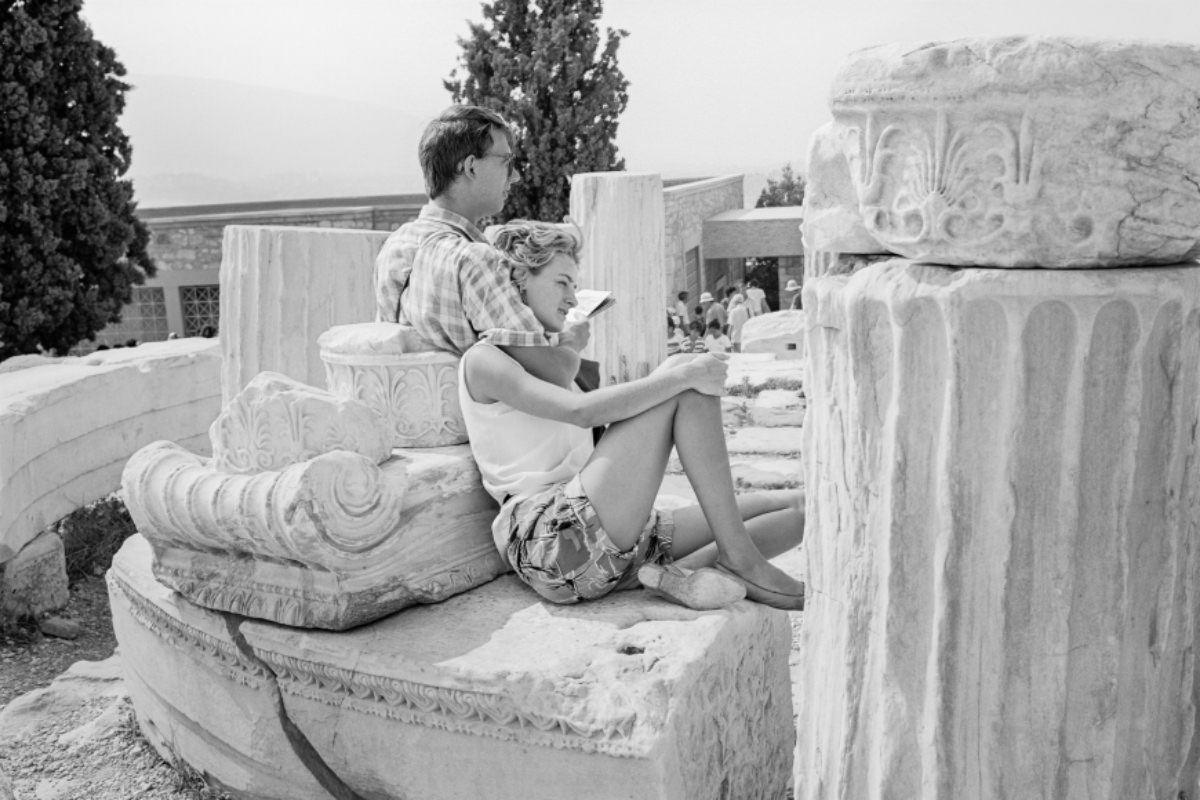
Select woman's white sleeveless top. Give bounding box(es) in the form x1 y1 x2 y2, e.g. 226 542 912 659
456 343 594 551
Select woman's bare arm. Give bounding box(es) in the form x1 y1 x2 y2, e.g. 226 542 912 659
464 347 726 430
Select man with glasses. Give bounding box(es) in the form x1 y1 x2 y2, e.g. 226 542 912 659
375 105 588 387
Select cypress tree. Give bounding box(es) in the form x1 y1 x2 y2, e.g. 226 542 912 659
0 0 153 360
445 0 629 222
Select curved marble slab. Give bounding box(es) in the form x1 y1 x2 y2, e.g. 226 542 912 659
109 534 793 800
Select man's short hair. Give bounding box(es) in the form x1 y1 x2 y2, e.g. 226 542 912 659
419 105 513 199
677 290 689 301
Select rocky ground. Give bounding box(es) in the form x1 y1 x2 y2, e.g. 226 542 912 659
0 578 230 800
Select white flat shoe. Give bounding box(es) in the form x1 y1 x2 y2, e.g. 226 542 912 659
637 563 746 610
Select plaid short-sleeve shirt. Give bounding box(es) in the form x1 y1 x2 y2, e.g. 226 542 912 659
374 204 558 355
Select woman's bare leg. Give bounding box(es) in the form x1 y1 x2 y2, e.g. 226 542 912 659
669 489 803 568
580 390 803 597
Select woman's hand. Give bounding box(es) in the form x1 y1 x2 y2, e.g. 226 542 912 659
672 352 728 396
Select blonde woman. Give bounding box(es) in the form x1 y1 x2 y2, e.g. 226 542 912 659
457 221 804 610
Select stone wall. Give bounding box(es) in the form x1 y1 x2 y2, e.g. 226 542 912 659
145 204 419 274
663 176 744 304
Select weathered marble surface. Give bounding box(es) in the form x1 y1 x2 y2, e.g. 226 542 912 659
801 121 889 256
570 173 668 383
319 322 467 448
830 37 1200 267
797 257 1200 799
219 225 388 404
122 441 503 629
210 371 391 474
0 531 68 618
0 340 220 607
740 310 806 360
109 534 794 800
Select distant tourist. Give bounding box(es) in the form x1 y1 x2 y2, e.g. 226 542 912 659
704 319 732 354
745 280 768 316
680 320 708 354
727 295 751 352
456 220 805 610
666 315 684 356
673 290 690 328
784 278 803 310
200 325 217 338
700 291 726 333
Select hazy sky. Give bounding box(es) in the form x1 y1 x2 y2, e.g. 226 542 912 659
79 0 1200 203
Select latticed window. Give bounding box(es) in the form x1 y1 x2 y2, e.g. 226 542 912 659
86 286 170 350
181 284 220 337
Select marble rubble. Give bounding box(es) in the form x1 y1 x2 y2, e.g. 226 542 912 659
795 35 1200 800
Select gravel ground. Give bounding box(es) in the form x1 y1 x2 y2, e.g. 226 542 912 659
0 576 116 708
0 577 230 800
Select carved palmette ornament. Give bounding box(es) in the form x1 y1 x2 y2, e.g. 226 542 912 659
123 441 409 571
319 323 467 448
829 36 1200 267
209 371 391 474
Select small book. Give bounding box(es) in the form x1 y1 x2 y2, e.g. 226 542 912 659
574 289 616 318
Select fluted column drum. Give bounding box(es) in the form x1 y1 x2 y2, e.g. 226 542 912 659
796 257 1200 800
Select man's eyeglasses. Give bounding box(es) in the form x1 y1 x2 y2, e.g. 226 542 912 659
480 151 516 176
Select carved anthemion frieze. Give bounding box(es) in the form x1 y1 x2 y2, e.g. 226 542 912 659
319 323 467 448
210 371 391 474
829 37 1200 267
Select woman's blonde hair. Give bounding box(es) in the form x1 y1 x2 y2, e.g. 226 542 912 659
490 220 582 276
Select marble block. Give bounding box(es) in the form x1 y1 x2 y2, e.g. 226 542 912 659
122 441 503 630
210 372 391 474
220 225 389 405
0 531 68 618
319 322 466 448
797 257 1200 799
830 36 1200 267
740 311 805 360
109 534 794 800
570 173 668 383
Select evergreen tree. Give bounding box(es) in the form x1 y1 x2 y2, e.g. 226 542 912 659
0 0 153 360
755 163 806 209
746 163 807 308
445 0 629 222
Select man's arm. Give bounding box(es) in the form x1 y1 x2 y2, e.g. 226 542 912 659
458 242 587 387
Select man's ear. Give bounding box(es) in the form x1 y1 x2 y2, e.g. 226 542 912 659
458 154 475 179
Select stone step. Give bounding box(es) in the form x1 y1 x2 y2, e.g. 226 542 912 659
724 391 806 429
724 354 804 397
109 534 795 800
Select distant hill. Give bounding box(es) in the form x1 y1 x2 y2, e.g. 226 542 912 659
120 75 429 208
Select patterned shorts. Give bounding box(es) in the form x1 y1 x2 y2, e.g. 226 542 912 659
505 475 675 604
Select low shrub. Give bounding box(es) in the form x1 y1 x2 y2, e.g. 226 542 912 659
55 494 137 584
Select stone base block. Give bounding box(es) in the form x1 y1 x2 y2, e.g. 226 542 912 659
0 531 68 619
110 535 793 800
